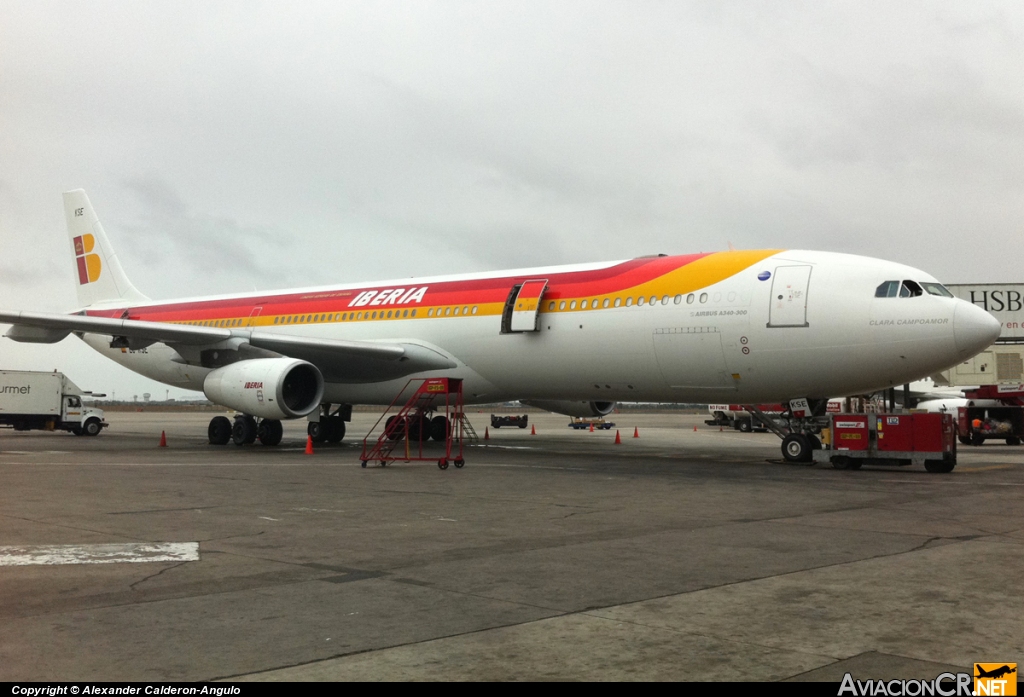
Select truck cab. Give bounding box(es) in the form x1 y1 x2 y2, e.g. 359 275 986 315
64 395 106 436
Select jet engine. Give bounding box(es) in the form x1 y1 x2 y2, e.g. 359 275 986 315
203 358 324 420
521 400 616 418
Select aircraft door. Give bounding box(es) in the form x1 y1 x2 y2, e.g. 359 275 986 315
767 266 811 328
247 307 263 328
501 280 548 333
652 328 730 388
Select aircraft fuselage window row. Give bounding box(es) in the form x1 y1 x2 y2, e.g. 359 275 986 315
547 292 717 312
172 287 751 327
875 280 953 299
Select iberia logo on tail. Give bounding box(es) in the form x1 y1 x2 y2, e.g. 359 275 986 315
74 234 101 284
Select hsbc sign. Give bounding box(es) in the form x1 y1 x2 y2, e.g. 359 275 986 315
946 284 1023 341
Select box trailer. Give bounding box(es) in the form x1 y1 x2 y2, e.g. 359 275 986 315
0 370 107 436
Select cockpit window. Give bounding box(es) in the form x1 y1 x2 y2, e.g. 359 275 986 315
877 280 930 298
900 280 923 297
875 281 899 298
921 282 953 298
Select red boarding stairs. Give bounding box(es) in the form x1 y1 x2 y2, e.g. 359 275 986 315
360 377 466 470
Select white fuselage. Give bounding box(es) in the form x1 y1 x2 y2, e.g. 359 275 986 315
80 250 999 408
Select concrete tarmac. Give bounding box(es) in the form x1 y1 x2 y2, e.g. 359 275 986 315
0 410 1021 681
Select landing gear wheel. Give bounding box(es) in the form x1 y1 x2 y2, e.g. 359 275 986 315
83 418 102 437
326 418 346 443
781 433 812 463
971 432 986 446
958 435 971 446
806 434 822 450
925 459 956 473
429 416 450 442
258 419 283 446
308 420 327 443
1006 436 1021 446
232 416 257 446
454 459 465 469
208 416 231 445
386 415 405 441
407 413 428 442
438 459 449 470
361 461 368 468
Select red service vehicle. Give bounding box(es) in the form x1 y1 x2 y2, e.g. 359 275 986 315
813 412 957 473
956 405 1024 446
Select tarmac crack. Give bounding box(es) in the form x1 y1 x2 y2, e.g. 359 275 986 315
129 561 188 591
109 506 222 515
197 531 266 544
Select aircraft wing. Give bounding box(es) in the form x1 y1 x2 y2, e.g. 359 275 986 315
0 310 456 383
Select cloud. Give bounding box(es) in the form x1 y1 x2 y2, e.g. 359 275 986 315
116 176 297 296
1 0 1022 396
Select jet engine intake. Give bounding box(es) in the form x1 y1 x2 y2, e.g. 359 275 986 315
521 400 616 418
203 358 324 420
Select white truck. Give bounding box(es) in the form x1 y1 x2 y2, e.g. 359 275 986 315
0 370 107 436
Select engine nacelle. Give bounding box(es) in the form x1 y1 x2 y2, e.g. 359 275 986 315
521 400 616 418
203 358 324 420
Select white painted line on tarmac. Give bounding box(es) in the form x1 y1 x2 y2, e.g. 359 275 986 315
0 451 72 455
0 542 199 566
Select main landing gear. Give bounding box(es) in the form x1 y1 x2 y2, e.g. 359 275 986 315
382 413 450 443
208 415 283 446
307 403 352 444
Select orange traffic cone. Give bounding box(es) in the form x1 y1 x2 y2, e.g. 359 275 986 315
484 427 490 440
693 425 698 432
614 430 621 444
531 424 536 435
305 435 314 455
159 431 167 447
589 422 594 432
719 425 723 432
633 427 639 439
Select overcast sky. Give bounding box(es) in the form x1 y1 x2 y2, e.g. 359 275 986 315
1 1 1022 399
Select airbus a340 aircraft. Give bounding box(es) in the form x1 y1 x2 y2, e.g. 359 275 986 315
0 191 1001 462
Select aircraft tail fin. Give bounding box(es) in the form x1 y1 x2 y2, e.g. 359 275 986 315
63 189 149 308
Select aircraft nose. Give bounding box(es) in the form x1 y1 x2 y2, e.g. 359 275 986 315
953 301 1001 356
